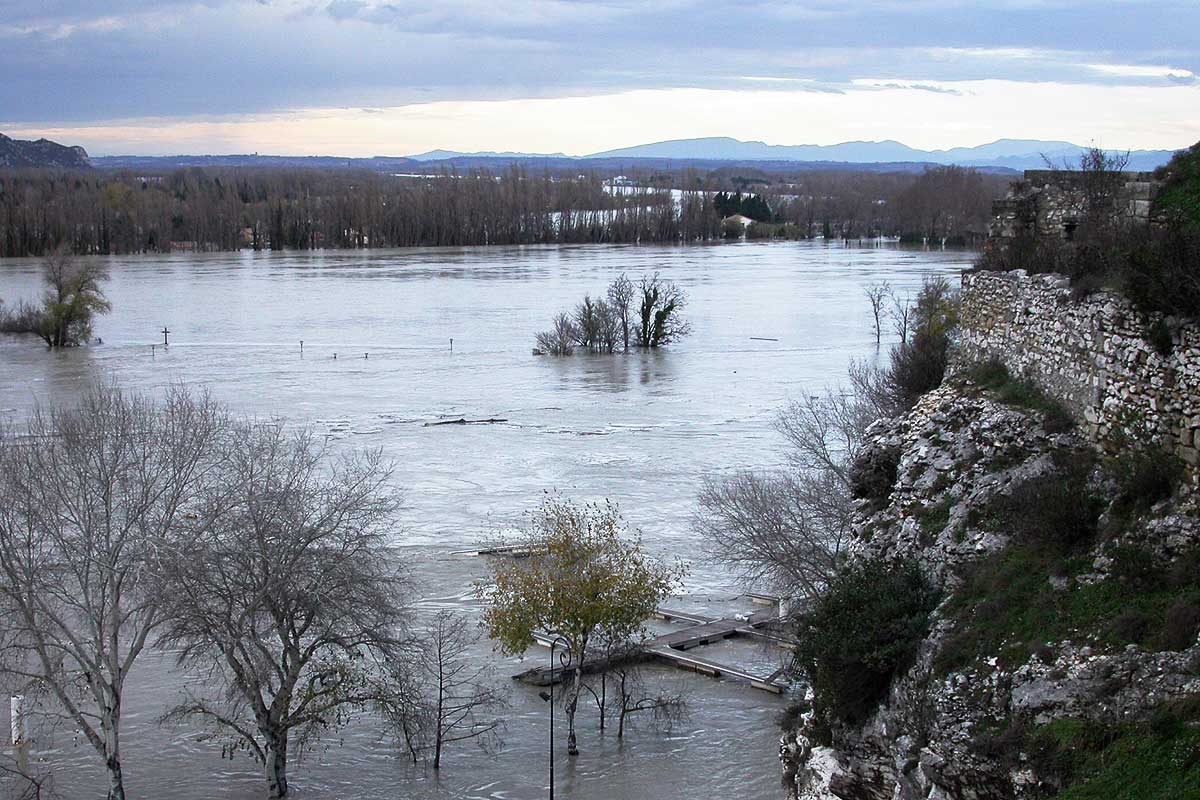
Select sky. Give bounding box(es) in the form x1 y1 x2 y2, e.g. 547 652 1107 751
1 0 1198 156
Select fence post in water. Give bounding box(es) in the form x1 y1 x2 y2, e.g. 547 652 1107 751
10 695 25 747
450 338 454 352
300 340 304 357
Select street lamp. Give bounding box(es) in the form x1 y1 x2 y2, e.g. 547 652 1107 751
539 635 571 800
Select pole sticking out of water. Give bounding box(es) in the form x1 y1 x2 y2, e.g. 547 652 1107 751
364 353 368 359
300 340 304 358
450 338 454 352
10 695 25 748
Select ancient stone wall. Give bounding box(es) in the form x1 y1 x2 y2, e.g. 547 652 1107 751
989 170 1160 241
957 269 1200 468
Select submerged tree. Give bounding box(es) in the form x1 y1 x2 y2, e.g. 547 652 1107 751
480 496 684 756
380 611 506 769
606 273 635 351
581 636 688 738
0 386 226 800
633 273 691 348
2 252 113 347
535 273 691 355
156 423 411 799
863 281 891 345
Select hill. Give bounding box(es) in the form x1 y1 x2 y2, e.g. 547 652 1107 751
0 133 91 169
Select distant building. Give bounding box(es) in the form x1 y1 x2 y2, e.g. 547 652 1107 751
723 214 755 229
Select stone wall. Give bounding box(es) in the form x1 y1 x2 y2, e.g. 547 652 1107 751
957 269 1200 468
989 170 1161 241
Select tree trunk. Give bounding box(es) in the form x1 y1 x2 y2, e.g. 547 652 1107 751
103 694 126 800
106 757 126 800
264 729 289 798
566 661 582 756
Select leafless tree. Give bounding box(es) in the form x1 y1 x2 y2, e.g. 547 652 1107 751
864 281 890 345
633 273 691 348
606 274 635 351
582 638 687 738
890 291 913 345
379 611 506 770
695 389 867 602
0 386 226 800
155 422 411 799
535 312 577 356
0 750 56 800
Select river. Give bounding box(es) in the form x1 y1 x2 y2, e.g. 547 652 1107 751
0 241 974 799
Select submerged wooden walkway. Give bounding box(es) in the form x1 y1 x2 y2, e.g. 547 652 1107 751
515 598 795 694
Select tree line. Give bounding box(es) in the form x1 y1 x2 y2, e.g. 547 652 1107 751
0 164 1006 258
0 168 726 257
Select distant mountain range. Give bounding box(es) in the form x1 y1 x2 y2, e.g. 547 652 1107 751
408 148 569 161
0 133 91 169
426 137 1178 172
2 132 1182 174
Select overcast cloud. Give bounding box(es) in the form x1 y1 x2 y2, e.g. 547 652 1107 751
1 0 1197 154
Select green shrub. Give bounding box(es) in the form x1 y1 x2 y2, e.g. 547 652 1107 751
959 358 1076 432
1107 543 1159 589
1026 703 1200 799
987 453 1101 554
1145 317 1174 358
1159 598 1200 651
1108 442 1184 516
793 557 938 728
918 498 953 541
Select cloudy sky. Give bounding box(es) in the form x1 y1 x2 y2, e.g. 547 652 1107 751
2 0 1198 156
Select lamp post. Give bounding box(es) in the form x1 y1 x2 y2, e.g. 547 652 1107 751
540 635 571 800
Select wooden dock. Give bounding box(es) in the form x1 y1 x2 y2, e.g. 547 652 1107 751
515 598 794 694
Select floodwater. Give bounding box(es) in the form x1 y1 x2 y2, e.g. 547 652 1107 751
0 241 974 800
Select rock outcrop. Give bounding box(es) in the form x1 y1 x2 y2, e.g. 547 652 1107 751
782 381 1200 800
0 133 92 169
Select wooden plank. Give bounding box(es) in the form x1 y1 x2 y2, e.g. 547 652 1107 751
647 646 786 693
652 607 715 624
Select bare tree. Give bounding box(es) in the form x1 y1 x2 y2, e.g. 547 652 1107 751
582 638 687 738
156 422 411 799
633 273 691 348
613 665 687 738
890 291 912 345
863 281 890 345
606 273 635 351
535 312 577 356
695 389 866 602
380 611 506 770
573 295 601 350
0 386 226 800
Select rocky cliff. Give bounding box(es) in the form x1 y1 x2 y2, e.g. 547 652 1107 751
0 133 91 169
782 376 1200 799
